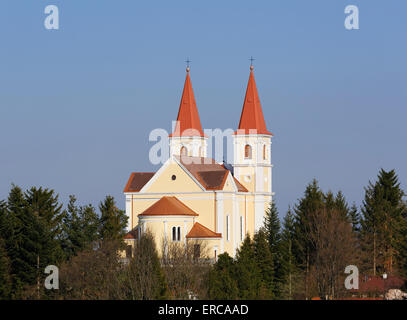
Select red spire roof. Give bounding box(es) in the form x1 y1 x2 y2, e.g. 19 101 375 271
169 68 205 137
235 66 272 136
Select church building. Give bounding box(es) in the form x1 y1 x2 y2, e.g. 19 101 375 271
123 64 273 260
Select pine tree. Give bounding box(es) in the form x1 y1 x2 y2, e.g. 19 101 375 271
334 191 350 220
264 200 281 261
293 179 324 299
6 185 43 298
253 229 274 298
24 187 65 272
0 237 12 299
235 235 262 299
208 253 238 299
279 208 299 299
361 169 406 275
349 203 361 234
62 196 100 258
99 196 128 241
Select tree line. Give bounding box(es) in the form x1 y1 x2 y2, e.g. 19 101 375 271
0 168 406 299
208 169 407 299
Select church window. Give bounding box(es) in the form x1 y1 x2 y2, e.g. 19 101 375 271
172 226 181 241
263 145 267 160
171 175 176 181
180 146 187 156
244 144 252 159
240 216 243 241
226 215 230 241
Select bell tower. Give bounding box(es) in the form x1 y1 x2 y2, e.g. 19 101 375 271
169 66 207 158
233 64 273 231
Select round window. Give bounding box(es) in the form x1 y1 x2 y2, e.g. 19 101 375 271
171 175 176 181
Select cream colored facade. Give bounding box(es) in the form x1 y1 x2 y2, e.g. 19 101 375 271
124 67 273 260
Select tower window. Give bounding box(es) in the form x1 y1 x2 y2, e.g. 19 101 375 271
244 145 252 159
180 146 187 156
263 145 267 160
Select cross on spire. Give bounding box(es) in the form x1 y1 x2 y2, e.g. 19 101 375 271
249 56 255 68
185 58 191 72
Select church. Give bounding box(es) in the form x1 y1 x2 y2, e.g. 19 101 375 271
123 64 273 260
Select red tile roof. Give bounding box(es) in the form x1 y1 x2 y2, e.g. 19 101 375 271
232 176 249 192
124 172 155 192
235 66 272 136
176 155 249 192
186 222 222 239
169 68 205 138
124 229 138 240
352 275 406 294
138 196 199 217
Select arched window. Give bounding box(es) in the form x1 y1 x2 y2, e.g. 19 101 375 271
263 145 267 160
180 146 187 156
172 226 181 241
244 144 252 159
172 227 176 241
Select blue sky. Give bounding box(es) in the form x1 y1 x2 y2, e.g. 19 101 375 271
0 0 406 216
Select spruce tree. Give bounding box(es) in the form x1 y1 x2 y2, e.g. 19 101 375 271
6 185 43 297
99 196 128 241
235 235 262 299
62 196 100 258
264 200 281 260
361 169 406 275
253 229 274 298
0 237 12 299
263 200 282 297
208 253 238 300
293 179 324 298
349 203 361 234
24 187 65 271
279 209 299 300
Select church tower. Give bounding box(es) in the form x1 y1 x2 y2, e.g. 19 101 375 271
169 66 207 158
233 65 273 231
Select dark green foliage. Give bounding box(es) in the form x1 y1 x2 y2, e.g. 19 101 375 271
264 200 281 261
61 195 100 258
208 253 238 299
361 169 407 275
293 179 324 298
253 229 274 298
24 186 65 270
278 208 300 299
99 196 128 241
5 186 43 297
349 203 361 234
234 235 262 299
0 237 12 299
263 200 283 297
